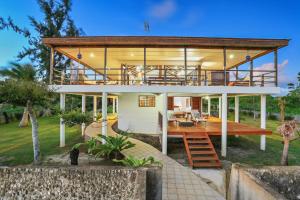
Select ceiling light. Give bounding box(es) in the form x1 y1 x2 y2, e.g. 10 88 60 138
90 53 95 58
77 48 82 59
130 53 135 57
229 54 234 59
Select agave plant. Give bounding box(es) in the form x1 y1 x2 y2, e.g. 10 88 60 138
73 134 135 160
113 155 161 168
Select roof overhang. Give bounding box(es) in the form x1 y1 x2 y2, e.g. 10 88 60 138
42 36 289 50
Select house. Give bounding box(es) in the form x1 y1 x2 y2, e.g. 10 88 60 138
43 36 289 167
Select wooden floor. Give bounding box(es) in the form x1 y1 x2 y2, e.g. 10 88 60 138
168 118 272 136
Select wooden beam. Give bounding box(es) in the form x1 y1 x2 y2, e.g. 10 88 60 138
250 60 254 86
104 47 107 84
274 49 278 86
49 47 54 84
184 48 187 85
223 48 227 86
144 47 146 83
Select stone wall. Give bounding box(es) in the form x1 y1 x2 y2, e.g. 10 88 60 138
0 166 147 200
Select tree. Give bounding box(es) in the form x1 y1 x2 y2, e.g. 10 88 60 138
287 83 295 90
277 97 286 122
0 80 53 164
0 63 36 127
277 121 299 165
0 0 82 81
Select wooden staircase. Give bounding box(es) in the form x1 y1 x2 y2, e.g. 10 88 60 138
183 132 221 168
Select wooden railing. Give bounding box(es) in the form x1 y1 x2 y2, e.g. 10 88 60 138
52 66 277 87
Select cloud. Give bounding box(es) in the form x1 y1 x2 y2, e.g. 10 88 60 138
254 59 290 85
148 0 176 20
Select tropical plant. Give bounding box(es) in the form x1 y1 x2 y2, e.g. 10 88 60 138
0 0 82 81
60 110 93 127
0 63 37 127
113 155 161 168
0 79 53 164
73 134 135 160
277 121 299 165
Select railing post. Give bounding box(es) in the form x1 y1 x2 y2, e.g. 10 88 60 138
104 47 107 85
235 66 239 81
204 70 207 86
223 48 227 86
198 65 201 86
184 47 187 85
144 47 147 84
49 47 54 84
164 65 167 85
250 60 254 86
274 49 278 86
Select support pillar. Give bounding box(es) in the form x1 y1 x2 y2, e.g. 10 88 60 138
116 97 118 113
235 96 239 123
93 96 97 121
112 97 116 114
81 95 86 136
260 95 266 151
162 93 168 155
221 93 228 157
102 92 108 144
207 97 211 116
200 98 203 114
60 93 65 147
218 96 222 119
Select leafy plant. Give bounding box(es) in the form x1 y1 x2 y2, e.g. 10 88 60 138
113 155 161 168
60 110 93 127
73 134 135 160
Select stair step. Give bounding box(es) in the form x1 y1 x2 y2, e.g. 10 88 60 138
186 135 208 139
192 156 217 161
190 150 215 155
187 140 209 144
189 145 212 149
193 162 222 168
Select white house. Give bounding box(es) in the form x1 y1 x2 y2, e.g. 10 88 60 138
43 36 289 167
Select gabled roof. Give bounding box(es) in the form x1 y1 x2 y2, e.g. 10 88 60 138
42 36 289 49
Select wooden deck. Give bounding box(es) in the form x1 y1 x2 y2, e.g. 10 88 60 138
168 118 272 136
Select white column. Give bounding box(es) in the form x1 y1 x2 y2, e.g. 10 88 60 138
235 96 239 123
81 95 86 136
60 93 65 147
207 97 211 116
218 96 222 119
260 95 266 151
93 96 97 121
221 93 228 157
200 98 203 114
112 97 116 114
116 97 118 113
102 92 108 144
162 93 168 155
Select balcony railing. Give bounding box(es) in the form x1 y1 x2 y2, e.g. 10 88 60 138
53 66 277 87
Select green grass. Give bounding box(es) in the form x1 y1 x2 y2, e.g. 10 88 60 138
223 113 300 166
0 116 82 166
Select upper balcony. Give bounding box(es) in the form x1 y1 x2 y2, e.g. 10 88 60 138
43 36 289 87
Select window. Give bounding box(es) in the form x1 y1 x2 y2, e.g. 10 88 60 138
139 95 155 107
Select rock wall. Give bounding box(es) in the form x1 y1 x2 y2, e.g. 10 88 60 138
0 166 146 200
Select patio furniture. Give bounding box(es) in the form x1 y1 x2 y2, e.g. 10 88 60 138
191 110 208 126
177 118 194 127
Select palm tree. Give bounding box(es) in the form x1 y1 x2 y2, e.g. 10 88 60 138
0 62 36 127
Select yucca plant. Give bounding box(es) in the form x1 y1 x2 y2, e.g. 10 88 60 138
113 155 161 168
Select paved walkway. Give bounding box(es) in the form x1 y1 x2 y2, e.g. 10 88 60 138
85 120 224 200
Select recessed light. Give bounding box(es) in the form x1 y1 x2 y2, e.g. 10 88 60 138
90 53 95 58
130 53 135 57
229 54 234 59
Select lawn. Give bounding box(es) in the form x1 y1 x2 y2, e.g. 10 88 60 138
0 116 82 166
223 113 300 166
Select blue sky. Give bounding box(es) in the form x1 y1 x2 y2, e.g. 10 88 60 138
0 0 299 86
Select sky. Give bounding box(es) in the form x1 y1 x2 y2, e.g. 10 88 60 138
0 0 299 86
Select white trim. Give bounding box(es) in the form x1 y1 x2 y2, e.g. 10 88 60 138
207 97 211 116
162 92 168 155
81 95 86 136
49 85 281 95
234 96 239 123
102 92 108 144
218 97 222 119
93 96 97 121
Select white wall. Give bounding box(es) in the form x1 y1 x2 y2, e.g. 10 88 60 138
118 93 163 134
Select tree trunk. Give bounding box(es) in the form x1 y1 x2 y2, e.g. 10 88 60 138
19 107 29 127
278 97 285 122
281 138 289 166
27 101 41 165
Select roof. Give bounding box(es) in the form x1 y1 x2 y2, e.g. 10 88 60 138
42 36 289 49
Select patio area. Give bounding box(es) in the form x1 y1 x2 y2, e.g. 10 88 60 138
85 120 224 200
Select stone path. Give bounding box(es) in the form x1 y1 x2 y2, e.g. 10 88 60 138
85 121 224 200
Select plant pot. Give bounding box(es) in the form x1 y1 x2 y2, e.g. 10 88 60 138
70 148 79 165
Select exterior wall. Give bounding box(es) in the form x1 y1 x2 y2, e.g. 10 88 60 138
118 93 163 134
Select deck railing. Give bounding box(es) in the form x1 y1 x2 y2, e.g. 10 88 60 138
53 66 277 87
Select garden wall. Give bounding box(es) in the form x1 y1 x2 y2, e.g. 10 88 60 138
0 166 154 200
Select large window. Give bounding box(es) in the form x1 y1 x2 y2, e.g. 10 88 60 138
139 95 155 107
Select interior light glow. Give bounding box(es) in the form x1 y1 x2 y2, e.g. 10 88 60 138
229 54 234 59
90 53 95 58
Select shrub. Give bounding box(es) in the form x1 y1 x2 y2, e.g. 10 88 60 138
113 155 161 168
60 110 93 127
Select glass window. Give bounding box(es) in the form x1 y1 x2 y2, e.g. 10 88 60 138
139 95 155 107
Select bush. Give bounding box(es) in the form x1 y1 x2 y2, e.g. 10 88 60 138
285 116 294 121
60 110 93 127
268 114 278 120
113 155 161 168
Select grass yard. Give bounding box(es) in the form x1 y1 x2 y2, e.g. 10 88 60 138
224 113 300 166
0 116 82 166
